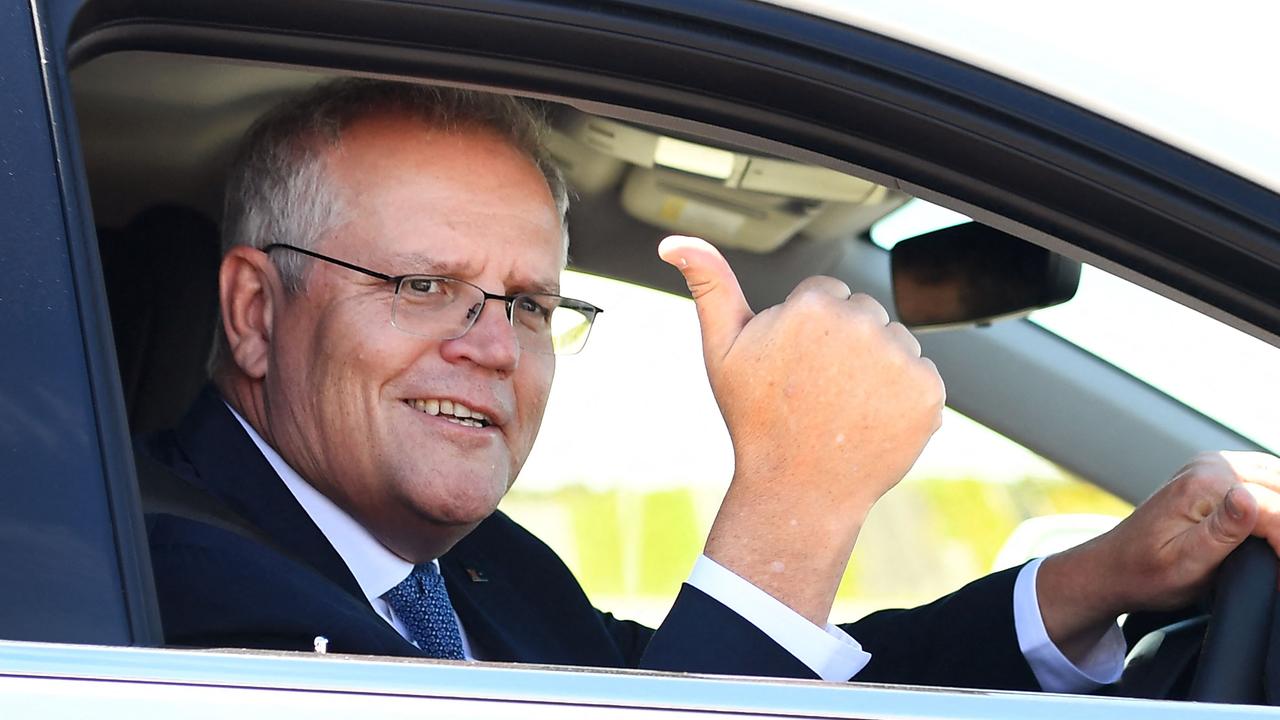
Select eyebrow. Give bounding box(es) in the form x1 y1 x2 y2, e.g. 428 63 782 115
385 252 561 296
385 252 463 277
521 280 562 296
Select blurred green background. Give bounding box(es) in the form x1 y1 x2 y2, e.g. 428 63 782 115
501 472 1131 627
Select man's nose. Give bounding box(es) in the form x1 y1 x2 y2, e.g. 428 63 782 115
440 298 520 371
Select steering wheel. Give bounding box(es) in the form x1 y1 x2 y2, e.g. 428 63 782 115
1187 536 1278 703
1120 537 1277 703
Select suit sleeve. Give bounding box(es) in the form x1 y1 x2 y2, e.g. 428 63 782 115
637 565 1039 690
639 583 817 678
477 509 1035 688
845 565 1038 689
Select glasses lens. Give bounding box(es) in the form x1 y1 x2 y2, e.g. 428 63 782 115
549 306 595 355
392 278 597 355
512 295 595 356
392 276 480 338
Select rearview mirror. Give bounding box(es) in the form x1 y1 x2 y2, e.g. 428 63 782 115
890 223 1081 331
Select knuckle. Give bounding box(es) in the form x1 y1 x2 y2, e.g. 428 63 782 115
1189 451 1224 469
911 358 946 403
1166 469 1233 518
753 304 780 323
887 321 921 353
930 375 947 409
848 292 888 315
787 285 830 308
1173 471 1216 502
816 275 853 295
790 275 849 299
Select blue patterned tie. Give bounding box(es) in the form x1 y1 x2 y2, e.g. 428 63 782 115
382 563 466 659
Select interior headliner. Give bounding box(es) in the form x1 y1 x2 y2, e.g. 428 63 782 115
72 51 909 299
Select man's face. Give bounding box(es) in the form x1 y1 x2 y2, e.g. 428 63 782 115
262 115 563 561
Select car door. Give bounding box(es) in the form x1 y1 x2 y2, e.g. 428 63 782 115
4 0 1280 717
0 0 157 647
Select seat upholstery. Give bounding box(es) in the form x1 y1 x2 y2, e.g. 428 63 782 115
100 205 221 434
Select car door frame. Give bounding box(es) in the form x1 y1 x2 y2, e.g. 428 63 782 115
22 0 1280 656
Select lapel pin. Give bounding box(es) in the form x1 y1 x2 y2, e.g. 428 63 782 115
465 567 489 583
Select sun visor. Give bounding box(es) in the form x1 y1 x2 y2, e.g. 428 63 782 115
621 168 821 252
738 157 879 202
544 129 627 196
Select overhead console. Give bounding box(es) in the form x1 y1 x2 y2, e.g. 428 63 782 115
548 115 908 252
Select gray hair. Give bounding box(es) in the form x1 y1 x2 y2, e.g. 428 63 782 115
210 79 571 375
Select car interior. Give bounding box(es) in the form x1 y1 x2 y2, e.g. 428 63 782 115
68 48 1277 702
74 50 1255 487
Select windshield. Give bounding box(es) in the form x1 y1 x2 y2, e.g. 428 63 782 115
871 199 1280 453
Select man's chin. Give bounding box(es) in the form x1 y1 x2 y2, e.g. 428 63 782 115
421 503 499 529
385 464 513 557
411 479 509 527
382 507 493 563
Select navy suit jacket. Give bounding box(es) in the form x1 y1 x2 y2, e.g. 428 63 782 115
143 388 1039 689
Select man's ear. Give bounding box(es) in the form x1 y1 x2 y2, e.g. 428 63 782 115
219 246 278 380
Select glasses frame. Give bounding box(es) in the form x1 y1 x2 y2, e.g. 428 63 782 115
263 243 602 354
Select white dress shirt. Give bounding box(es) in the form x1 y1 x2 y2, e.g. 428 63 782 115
229 405 1123 690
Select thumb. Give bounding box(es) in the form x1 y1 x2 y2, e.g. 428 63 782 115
1191 485 1258 569
658 235 754 365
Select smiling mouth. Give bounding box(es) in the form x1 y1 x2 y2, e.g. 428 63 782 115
405 398 493 428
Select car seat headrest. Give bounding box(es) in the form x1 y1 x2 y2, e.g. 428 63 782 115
100 205 221 434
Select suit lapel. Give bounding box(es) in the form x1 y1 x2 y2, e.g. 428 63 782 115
441 513 606 666
435 545 524 661
440 541 540 663
173 386 367 603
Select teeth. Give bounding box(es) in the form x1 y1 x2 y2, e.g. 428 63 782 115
407 398 489 426
411 399 440 416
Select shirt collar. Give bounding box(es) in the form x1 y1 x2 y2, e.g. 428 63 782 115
225 402 415 604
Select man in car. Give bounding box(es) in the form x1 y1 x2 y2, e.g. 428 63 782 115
143 78 1280 690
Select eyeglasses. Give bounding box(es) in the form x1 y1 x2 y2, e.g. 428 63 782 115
264 244 602 355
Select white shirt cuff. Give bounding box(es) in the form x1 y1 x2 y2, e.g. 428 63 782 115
1014 557 1125 692
687 555 870 681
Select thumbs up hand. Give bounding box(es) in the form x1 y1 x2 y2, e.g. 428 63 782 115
659 235 944 625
